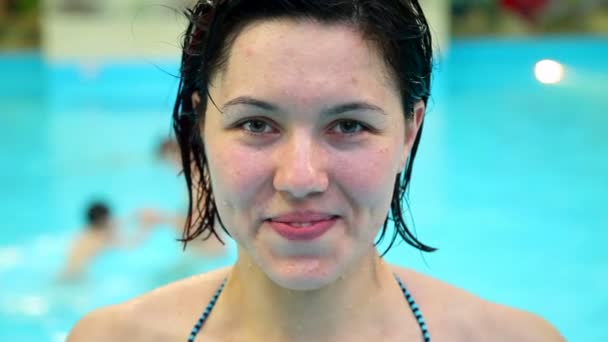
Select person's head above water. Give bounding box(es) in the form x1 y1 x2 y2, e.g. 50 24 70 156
85 202 112 229
173 0 435 290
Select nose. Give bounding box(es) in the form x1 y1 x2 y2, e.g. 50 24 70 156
272 132 329 199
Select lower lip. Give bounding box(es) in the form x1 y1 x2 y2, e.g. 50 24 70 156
268 217 338 241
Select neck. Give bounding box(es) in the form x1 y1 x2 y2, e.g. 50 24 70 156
221 248 399 341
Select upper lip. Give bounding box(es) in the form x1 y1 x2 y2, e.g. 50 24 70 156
268 211 338 223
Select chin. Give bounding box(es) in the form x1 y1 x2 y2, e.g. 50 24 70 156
265 257 343 291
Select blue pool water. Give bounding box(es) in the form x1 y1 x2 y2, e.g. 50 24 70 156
1 37 607 340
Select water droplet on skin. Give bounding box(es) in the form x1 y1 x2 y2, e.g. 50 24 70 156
219 200 233 208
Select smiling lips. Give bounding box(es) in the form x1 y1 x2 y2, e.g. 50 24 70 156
267 211 339 241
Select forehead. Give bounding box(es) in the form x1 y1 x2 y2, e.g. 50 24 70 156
215 19 397 103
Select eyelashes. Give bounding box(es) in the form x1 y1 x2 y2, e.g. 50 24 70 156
240 119 276 135
328 120 367 135
234 118 374 137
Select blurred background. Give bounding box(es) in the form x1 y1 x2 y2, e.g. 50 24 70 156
1 0 607 340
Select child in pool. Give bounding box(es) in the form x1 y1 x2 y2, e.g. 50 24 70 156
59 202 120 281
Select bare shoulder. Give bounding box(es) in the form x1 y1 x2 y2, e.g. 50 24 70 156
479 301 565 342
392 266 564 342
67 267 231 341
67 304 133 341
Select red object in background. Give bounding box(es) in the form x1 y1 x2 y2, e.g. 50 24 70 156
500 0 549 22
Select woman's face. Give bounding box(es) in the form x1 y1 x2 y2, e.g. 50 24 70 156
200 19 423 290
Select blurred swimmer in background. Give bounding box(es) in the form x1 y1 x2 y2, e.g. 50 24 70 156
58 202 121 281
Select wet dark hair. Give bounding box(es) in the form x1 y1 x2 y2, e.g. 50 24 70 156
86 202 111 228
173 0 436 254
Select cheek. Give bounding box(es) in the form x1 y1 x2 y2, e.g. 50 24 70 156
333 145 399 208
331 145 400 242
207 144 270 208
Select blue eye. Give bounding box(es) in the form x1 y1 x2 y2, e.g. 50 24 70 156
241 119 274 134
331 120 365 135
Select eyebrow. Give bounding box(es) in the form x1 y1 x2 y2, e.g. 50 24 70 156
222 96 278 112
221 96 387 116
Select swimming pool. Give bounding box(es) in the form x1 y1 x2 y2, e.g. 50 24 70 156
1 37 606 340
